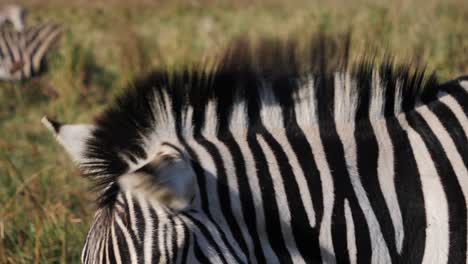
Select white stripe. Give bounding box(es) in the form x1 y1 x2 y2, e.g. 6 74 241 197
115 214 138 263
417 103 468 252
334 73 357 123
256 134 306 264
335 120 391 263
126 192 141 244
81 232 89 263
397 114 449 264
369 71 404 253
189 221 224 263
189 139 247 263
304 126 337 264
259 79 315 227
344 199 357 264
267 130 316 227
213 137 258 263
294 76 318 126
157 208 168 264
111 220 123 264
236 132 280 262
105 228 111 264
137 193 154 264
166 219 174 263
370 119 404 253
439 93 468 137
334 74 391 262
173 216 186 264
295 76 336 263
97 236 105 264
159 218 169 264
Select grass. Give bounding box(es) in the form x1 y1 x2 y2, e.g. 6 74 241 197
0 0 467 262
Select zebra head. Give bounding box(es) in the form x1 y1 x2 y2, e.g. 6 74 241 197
42 112 200 263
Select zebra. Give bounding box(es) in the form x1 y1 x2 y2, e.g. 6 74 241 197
0 22 63 81
0 4 25 31
43 35 468 263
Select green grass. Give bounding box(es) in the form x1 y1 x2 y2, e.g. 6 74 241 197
0 0 467 262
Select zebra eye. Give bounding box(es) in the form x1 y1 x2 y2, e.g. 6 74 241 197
118 144 196 211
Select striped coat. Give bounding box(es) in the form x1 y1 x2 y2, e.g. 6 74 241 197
0 23 62 80
44 36 468 263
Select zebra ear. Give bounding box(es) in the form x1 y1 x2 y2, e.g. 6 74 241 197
118 144 196 211
460 79 468 90
41 116 94 165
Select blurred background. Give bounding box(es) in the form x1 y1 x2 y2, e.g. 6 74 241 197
0 0 467 262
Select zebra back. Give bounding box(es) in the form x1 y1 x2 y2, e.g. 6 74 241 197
42 34 468 263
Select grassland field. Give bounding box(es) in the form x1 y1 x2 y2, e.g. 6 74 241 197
0 0 467 262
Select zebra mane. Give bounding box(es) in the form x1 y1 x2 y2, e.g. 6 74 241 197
82 33 440 208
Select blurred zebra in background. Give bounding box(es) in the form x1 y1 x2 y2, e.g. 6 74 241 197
0 23 63 81
0 4 25 31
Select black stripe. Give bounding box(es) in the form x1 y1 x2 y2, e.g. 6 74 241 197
355 119 399 261
428 101 468 169
260 130 317 262
321 128 373 264
406 111 467 264
100 232 107 264
99 238 106 264
174 101 236 264
196 136 250 261
356 61 399 261
25 23 47 46
169 218 178 264
132 197 146 247
3 31 15 64
115 219 132 263
214 64 267 263
163 221 171 264
274 76 323 262
178 217 191 264
180 139 245 263
443 83 468 115
28 26 50 75
7 31 19 62
122 195 143 257
107 230 118 264
284 126 323 263
150 206 160 263
82 237 90 263
30 24 61 76
385 117 426 263
184 214 230 264
193 234 213 264
316 75 372 264
220 132 267 263
247 131 294 264
18 32 26 79
0 31 4 58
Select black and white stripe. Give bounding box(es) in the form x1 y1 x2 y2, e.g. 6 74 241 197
49 35 467 263
0 22 62 81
